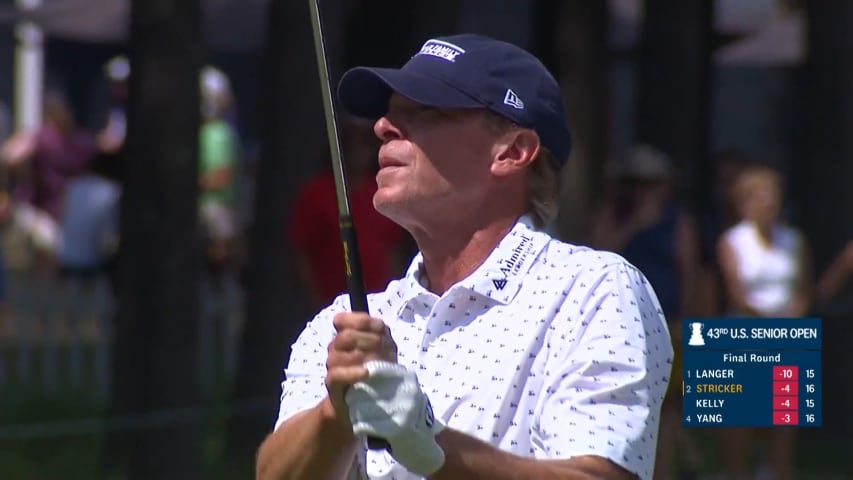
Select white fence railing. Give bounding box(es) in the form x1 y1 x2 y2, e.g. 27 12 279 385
0 270 244 399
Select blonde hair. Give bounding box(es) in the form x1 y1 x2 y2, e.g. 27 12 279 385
525 148 561 229
482 113 562 229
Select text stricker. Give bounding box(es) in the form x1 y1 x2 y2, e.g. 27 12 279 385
695 384 743 394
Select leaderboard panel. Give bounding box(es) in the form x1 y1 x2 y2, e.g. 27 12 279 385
682 318 822 427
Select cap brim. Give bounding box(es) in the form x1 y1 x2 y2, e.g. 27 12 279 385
337 67 484 119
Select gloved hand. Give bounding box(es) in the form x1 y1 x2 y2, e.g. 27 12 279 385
345 360 446 477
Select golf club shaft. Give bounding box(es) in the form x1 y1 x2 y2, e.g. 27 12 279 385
308 0 390 452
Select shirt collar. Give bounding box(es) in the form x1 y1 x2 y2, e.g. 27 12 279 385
396 215 551 316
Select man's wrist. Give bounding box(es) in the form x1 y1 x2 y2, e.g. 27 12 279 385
318 396 337 421
317 396 356 439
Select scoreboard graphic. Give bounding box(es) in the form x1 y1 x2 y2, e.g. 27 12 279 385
682 318 822 427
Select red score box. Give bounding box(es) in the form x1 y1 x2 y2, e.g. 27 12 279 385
773 410 799 425
773 365 799 380
773 381 798 395
773 395 799 410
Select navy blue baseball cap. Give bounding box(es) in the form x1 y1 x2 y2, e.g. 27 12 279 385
337 34 572 166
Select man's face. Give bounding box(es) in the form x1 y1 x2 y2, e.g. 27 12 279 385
371 94 497 228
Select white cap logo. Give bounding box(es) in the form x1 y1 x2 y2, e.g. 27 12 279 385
503 89 524 109
417 39 466 62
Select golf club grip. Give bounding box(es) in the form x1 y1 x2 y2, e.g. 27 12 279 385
339 216 393 452
339 215 368 312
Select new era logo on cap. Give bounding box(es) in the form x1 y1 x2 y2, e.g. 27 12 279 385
417 39 466 63
503 89 524 110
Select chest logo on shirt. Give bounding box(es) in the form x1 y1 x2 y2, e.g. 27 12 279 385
492 278 508 290
499 233 534 278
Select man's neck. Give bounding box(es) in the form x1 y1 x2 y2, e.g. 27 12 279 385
414 215 519 295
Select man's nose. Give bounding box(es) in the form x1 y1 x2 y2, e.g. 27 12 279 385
374 116 402 143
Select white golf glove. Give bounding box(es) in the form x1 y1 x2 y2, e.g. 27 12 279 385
345 360 446 477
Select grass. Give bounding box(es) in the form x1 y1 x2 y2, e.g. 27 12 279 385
0 392 258 479
0 385 847 479
0 362 255 480
0 269 252 478
0 387 105 480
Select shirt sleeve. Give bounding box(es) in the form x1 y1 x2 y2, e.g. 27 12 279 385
531 258 673 480
274 294 349 431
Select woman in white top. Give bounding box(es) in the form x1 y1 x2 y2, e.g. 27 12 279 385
716 164 813 480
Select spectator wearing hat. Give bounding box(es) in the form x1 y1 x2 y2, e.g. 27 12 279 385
590 144 703 480
198 66 240 279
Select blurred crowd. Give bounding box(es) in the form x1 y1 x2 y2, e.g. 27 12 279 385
588 145 852 480
0 54 414 332
0 56 249 333
0 53 852 480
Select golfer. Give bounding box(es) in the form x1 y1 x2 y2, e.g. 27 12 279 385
257 34 673 480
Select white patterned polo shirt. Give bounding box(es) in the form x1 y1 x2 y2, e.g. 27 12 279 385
275 215 673 480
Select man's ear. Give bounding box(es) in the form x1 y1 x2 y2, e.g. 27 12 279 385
490 129 540 177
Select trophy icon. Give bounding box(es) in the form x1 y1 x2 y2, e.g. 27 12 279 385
688 322 705 346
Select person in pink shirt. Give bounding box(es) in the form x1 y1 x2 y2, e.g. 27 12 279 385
1 90 95 268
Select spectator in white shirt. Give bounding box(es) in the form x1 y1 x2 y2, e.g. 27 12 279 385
716 164 813 480
256 34 673 480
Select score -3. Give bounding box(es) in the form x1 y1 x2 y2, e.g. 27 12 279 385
774 412 817 424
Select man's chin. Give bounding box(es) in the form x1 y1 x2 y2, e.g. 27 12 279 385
374 192 413 224
373 191 400 214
